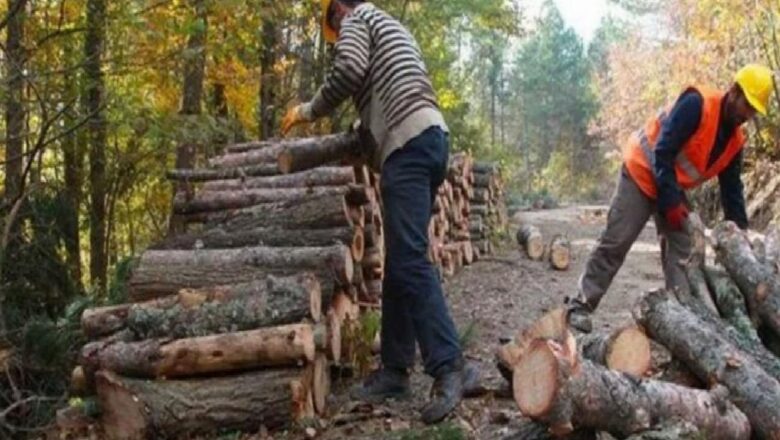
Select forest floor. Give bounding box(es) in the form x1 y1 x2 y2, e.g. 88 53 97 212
309 204 666 440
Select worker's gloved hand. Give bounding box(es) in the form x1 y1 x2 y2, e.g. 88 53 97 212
281 104 312 136
664 203 689 231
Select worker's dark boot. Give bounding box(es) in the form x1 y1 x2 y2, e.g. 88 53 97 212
350 367 411 404
565 297 593 333
421 359 478 424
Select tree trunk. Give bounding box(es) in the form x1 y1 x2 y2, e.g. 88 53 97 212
259 6 278 140
713 222 780 338
62 37 84 290
548 235 570 271
96 368 313 439
84 0 108 291
126 274 322 340
513 339 750 440
97 323 329 378
128 245 353 300
174 184 368 215
517 225 544 260
277 132 360 174
635 289 780 439
166 164 279 182
202 166 357 192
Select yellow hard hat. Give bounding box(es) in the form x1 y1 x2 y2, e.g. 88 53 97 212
321 0 338 43
735 64 774 115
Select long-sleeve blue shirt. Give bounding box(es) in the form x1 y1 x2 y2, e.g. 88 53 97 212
653 91 748 229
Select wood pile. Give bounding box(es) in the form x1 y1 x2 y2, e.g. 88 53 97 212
75 133 508 438
498 215 780 439
467 161 508 258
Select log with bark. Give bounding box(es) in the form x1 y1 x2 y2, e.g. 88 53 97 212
166 163 279 182
634 289 780 439
277 132 360 174
211 135 355 169
513 337 750 439
517 224 544 261
201 166 358 192
129 244 353 300
96 368 315 439
548 235 571 271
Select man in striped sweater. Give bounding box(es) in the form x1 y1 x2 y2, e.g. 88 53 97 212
282 0 478 425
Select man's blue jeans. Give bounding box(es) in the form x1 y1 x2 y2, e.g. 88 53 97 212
380 126 462 377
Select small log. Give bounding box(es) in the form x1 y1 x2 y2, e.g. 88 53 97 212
82 303 136 340
473 173 495 188
277 132 360 174
96 323 325 378
166 164 279 182
70 366 88 396
127 275 322 340
514 338 750 439
460 241 474 265
635 289 780 439
579 325 651 377
212 136 353 168
713 221 780 338
517 224 544 261
129 245 353 300
548 235 571 271
96 368 314 438
311 353 330 415
471 187 491 204
202 166 357 192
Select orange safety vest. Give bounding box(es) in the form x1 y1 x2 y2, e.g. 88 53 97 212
623 86 746 199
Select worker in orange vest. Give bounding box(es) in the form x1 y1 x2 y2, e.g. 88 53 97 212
569 64 775 333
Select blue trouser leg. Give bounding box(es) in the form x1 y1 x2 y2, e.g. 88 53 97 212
379 126 462 377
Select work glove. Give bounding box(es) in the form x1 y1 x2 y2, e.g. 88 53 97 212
664 203 689 231
281 104 312 136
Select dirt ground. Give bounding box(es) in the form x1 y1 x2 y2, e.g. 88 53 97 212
310 204 667 440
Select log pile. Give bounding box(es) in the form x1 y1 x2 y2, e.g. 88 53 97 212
499 216 780 439
76 134 508 438
467 161 508 258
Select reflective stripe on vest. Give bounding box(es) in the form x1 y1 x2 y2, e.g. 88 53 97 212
637 110 705 185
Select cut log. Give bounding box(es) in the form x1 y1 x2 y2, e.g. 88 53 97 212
70 366 87 396
474 173 495 188
127 274 322 340
634 289 780 439
96 368 314 439
82 304 136 340
166 164 279 182
311 353 330 415
277 132 360 174
579 325 651 377
174 184 370 215
517 225 544 260
96 323 325 378
703 265 763 346
225 137 317 154
201 166 357 192
513 338 750 439
129 245 353 300
548 235 571 271
713 221 780 338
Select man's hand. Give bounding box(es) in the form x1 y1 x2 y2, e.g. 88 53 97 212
665 203 690 231
281 105 311 136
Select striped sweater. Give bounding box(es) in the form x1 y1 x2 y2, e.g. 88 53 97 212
301 2 448 169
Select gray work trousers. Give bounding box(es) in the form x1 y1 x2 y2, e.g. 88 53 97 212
578 167 691 309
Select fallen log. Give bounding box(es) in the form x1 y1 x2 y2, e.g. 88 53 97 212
548 235 571 271
277 132 360 174
201 166 357 192
703 265 763 346
129 245 353 300
634 289 780 439
513 338 750 439
96 368 314 439
96 323 333 378
517 225 544 261
713 221 780 338
166 164 279 182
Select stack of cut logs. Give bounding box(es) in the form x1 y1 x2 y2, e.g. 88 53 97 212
468 162 507 257
74 133 507 439
498 215 780 440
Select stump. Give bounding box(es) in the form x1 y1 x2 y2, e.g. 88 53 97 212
517 225 544 260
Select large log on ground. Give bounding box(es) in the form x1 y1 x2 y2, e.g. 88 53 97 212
277 132 359 174
128 275 322 339
96 368 314 439
516 225 544 260
548 235 571 271
166 164 279 182
129 245 353 300
634 289 780 439
513 338 750 439
713 221 780 337
703 265 763 346
96 323 333 378
201 166 357 192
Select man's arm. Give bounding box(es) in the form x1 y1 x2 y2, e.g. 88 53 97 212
301 16 370 120
718 150 749 229
653 91 703 213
